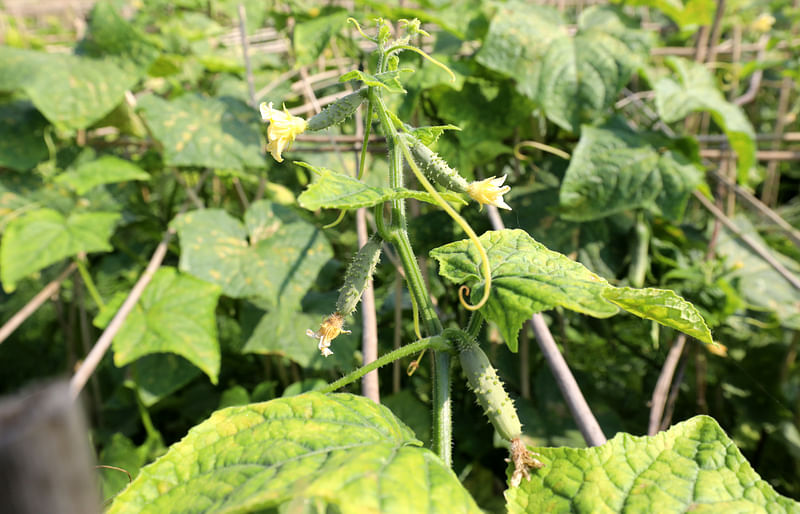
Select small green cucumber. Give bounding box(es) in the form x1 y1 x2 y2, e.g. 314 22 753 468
458 339 522 441
335 235 382 317
306 89 368 132
403 133 469 193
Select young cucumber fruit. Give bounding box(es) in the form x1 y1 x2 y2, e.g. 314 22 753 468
335 235 382 317
403 133 470 194
306 89 368 132
458 339 522 441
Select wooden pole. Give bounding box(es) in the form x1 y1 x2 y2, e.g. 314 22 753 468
0 381 100 514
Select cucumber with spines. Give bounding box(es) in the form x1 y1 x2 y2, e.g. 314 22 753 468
403 133 469 193
335 235 382 316
458 337 522 441
307 89 368 132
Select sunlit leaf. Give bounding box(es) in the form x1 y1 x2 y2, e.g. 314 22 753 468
654 57 756 184
108 393 481 513
137 93 263 170
110 267 222 384
507 416 800 512
172 200 332 308
55 156 150 195
297 165 466 211
0 47 138 130
602 287 713 345
0 208 119 292
431 229 618 351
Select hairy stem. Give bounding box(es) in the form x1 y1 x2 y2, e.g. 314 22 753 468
322 336 448 393
370 87 451 465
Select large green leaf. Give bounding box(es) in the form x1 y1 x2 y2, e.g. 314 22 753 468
172 200 332 307
137 94 264 170
110 267 222 384
430 229 619 351
79 0 160 76
654 57 756 184
0 47 137 130
477 5 648 132
297 166 466 211
507 415 800 513
602 287 713 344
54 156 150 195
431 229 715 351
559 121 703 221
0 101 49 171
108 393 481 513
615 0 714 27
0 208 119 292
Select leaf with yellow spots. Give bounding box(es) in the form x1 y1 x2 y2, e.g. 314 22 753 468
171 200 332 308
0 46 138 130
107 266 222 384
108 393 481 514
137 94 263 170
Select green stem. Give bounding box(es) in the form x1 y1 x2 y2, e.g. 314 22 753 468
321 336 448 393
465 311 484 339
393 230 441 335
371 86 451 466
75 258 105 309
372 92 406 229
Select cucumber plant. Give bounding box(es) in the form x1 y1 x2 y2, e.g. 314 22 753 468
1 1 798 512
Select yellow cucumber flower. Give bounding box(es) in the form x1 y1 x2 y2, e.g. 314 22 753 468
306 313 350 357
466 175 512 210
259 102 307 162
751 13 775 33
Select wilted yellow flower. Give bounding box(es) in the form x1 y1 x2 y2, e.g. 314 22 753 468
306 313 350 357
259 102 307 162
466 175 512 210
751 13 775 33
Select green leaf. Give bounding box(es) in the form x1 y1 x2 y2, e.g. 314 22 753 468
408 124 460 146
615 0 714 27
242 307 358 369
297 165 467 210
654 57 756 184
172 200 332 307
559 121 704 221
506 415 800 513
108 393 481 513
137 94 264 170
715 216 800 329
339 69 406 93
430 229 618 351
111 267 222 384
293 10 348 66
0 47 137 130
0 101 49 171
603 287 713 344
0 208 119 293
79 1 160 76
477 4 647 132
54 156 150 195
131 354 203 407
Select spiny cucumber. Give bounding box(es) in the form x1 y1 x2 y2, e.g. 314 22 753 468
403 133 469 194
457 338 522 441
306 89 368 132
335 235 382 317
